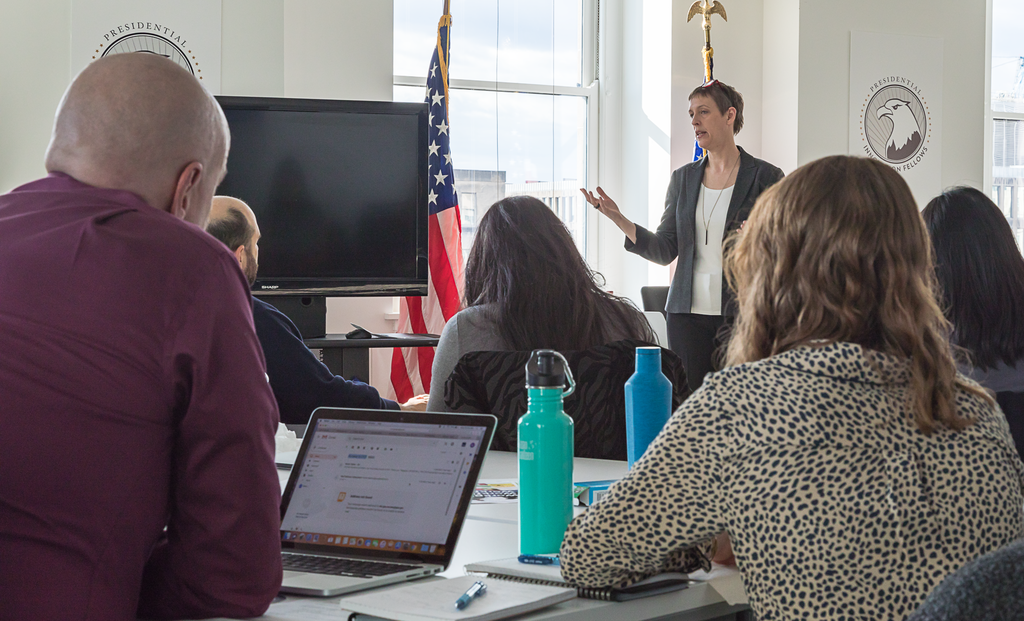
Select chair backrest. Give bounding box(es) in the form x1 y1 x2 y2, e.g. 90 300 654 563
640 286 670 316
906 538 1024 621
994 391 1024 459
441 339 690 460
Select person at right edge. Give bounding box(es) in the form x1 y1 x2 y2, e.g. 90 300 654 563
582 80 783 392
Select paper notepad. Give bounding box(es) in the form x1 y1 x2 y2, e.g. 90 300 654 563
464 557 690 602
338 575 576 621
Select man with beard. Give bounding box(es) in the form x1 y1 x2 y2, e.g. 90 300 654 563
206 196 427 423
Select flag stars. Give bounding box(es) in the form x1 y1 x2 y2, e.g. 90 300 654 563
436 120 448 135
431 91 444 107
434 170 449 186
428 141 440 157
428 189 438 205
443 152 452 166
430 63 438 78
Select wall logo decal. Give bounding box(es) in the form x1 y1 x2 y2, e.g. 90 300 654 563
849 32 942 204
88 22 203 81
73 2 222 93
857 76 933 172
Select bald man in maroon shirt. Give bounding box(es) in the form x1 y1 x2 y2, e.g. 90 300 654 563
0 55 282 620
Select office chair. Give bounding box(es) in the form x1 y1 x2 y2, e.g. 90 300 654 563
905 539 1024 621
441 339 690 460
640 286 670 317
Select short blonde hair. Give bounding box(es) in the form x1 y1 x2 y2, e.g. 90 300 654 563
724 155 987 434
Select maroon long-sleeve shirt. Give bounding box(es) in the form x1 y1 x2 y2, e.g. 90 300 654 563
0 173 283 620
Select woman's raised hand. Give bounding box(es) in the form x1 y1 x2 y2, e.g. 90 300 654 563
580 186 623 219
580 186 637 243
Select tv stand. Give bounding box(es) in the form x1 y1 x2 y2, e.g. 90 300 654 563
262 295 328 338
303 333 440 384
255 294 438 383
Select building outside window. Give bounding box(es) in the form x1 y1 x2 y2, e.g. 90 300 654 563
393 0 597 258
991 0 1024 248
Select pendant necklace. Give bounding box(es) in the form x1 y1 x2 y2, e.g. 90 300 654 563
701 153 741 245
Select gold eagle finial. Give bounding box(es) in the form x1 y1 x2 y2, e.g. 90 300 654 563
687 0 727 82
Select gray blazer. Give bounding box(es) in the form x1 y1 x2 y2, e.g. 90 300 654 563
625 146 784 315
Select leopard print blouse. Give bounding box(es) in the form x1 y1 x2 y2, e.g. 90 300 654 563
560 342 1024 620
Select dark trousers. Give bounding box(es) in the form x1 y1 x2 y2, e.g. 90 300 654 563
666 312 731 392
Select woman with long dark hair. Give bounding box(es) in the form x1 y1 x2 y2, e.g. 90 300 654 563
922 187 1024 391
425 195 655 411
561 156 1024 620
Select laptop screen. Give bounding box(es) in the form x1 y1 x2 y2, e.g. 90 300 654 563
280 410 493 565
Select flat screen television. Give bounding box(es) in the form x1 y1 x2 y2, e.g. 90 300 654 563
214 96 430 298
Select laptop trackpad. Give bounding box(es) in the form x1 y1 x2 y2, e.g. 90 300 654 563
281 571 368 596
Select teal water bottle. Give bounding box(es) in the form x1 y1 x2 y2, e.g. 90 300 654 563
518 350 575 555
624 346 673 469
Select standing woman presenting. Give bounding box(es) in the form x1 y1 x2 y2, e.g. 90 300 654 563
583 81 783 391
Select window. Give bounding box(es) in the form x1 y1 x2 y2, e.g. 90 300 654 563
393 0 597 257
990 0 1024 248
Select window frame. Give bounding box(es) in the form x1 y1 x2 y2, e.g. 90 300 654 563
392 0 600 257
984 0 1024 203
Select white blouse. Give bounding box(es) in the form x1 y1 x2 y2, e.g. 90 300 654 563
691 184 733 315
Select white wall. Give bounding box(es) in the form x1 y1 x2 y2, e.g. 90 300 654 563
596 0 675 304
594 0 626 297
760 0 799 173
0 0 71 193
283 0 392 101
222 0 285 97
666 0 986 188
795 0 986 190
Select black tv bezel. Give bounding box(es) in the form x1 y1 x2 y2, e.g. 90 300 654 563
215 95 430 297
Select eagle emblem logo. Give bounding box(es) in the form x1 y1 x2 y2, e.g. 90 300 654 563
864 85 927 165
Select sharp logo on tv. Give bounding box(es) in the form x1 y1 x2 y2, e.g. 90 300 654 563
261 285 279 290
856 76 932 171
88 21 204 81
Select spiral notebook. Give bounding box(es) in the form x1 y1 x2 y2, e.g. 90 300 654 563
463 557 689 602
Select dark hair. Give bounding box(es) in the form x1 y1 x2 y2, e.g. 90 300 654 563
464 195 655 351
922 187 1024 370
688 80 744 135
206 206 253 253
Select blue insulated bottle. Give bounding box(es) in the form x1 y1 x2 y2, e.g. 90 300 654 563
624 346 672 469
518 350 575 554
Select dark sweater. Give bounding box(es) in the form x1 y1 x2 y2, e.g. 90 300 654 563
907 539 1024 621
252 298 399 424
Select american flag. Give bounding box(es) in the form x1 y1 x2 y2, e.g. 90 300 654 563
389 8 464 402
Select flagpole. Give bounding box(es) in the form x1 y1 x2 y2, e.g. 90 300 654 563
444 0 450 16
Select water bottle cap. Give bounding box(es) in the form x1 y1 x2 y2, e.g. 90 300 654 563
525 350 576 397
636 347 661 355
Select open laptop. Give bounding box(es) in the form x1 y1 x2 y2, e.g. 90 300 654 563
279 407 496 596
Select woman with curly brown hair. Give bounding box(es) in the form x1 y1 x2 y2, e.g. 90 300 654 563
561 155 1024 621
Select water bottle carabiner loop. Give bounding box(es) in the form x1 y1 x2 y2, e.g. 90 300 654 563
551 351 575 398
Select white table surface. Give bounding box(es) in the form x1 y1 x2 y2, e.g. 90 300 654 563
256 449 746 621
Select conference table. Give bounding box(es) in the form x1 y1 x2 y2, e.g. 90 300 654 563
232 451 749 621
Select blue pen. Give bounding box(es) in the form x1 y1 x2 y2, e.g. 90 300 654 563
518 554 559 566
455 580 487 610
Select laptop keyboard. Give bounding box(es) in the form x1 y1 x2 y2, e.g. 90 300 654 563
282 553 420 578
